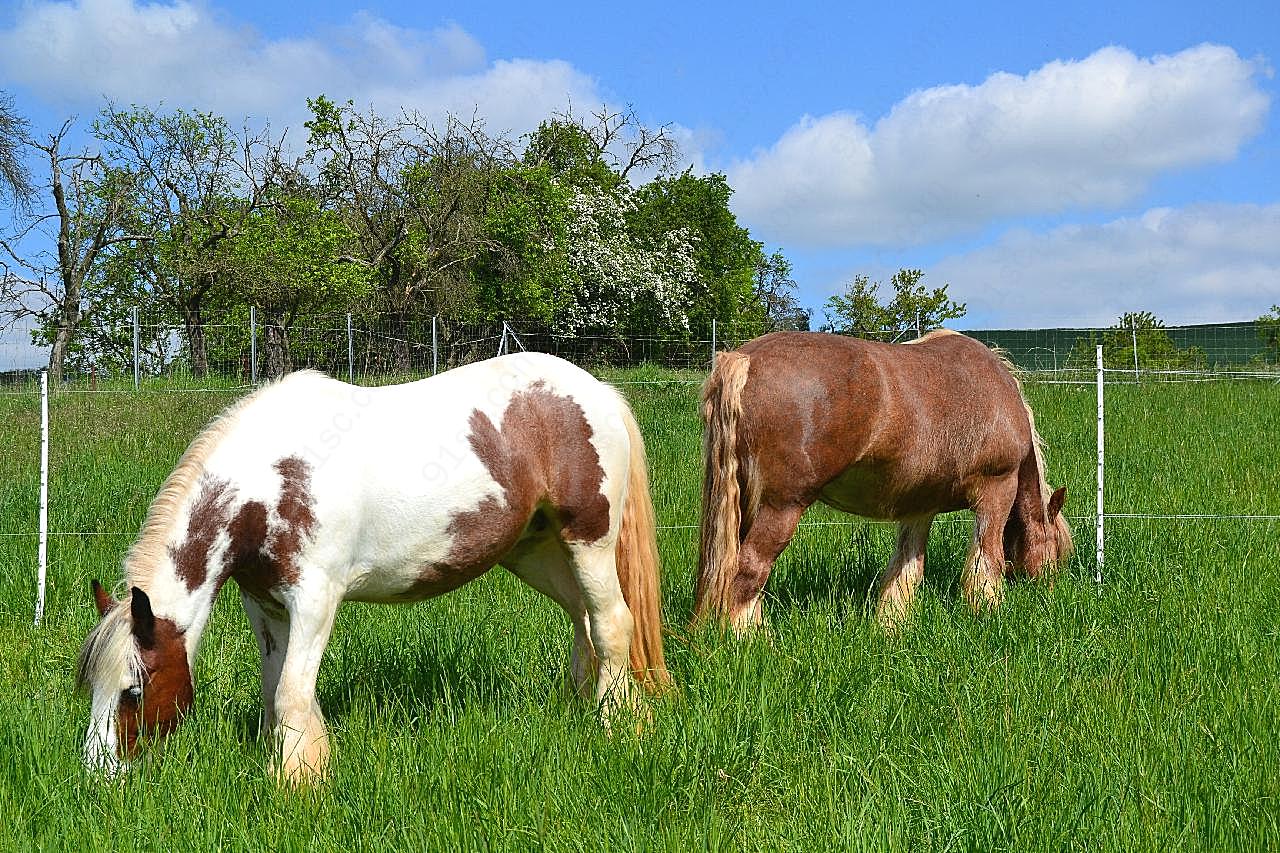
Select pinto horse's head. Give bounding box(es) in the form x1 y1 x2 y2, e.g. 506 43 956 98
1004 485 1073 579
77 582 193 775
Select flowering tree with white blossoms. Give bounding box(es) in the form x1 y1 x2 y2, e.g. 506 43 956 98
554 183 700 337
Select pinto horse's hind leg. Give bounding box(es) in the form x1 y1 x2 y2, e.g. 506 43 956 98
240 591 289 735
564 540 636 722
962 477 1019 613
504 537 597 700
731 502 807 634
272 584 341 785
876 516 934 629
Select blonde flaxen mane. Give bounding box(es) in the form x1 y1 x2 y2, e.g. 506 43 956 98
79 375 304 693
914 329 1073 558
120 375 310 591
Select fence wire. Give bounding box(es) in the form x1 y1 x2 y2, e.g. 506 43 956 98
4 314 1279 390
2 315 1277 568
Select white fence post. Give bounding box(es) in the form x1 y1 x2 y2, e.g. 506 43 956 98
431 315 439 376
132 306 140 390
1131 320 1139 380
1096 344 1105 583
249 306 258 384
346 312 354 383
711 319 717 365
35 370 48 626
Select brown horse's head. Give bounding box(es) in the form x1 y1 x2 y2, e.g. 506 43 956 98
78 582 193 775
1004 485 1072 578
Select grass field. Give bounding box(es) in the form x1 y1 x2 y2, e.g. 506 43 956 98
0 369 1277 850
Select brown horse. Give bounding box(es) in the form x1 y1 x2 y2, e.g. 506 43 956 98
695 330 1072 631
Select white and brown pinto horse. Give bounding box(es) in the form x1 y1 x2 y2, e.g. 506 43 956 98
78 353 669 783
695 330 1072 632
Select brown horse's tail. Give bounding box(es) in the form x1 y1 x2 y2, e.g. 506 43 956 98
693 351 754 624
615 403 671 691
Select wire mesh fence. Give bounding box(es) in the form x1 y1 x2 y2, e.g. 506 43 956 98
4 312 1277 391
2 312 1277 617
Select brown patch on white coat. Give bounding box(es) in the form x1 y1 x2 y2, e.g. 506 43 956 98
169 455 316 597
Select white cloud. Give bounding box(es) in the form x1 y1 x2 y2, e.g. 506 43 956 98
0 0 606 133
930 204 1280 326
729 45 1271 247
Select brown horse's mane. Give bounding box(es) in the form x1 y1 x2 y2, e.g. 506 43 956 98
911 329 1071 555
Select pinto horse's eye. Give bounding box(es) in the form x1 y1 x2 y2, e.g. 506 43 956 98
120 686 143 705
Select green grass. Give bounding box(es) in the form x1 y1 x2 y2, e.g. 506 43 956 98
0 372 1277 850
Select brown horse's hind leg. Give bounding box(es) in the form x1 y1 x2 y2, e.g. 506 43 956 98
876 515 934 629
730 502 806 634
962 477 1018 613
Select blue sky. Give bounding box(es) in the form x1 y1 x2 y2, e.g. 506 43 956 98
2 0 1278 339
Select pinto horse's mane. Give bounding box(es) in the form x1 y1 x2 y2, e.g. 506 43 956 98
79 373 320 694
122 373 317 590
76 600 141 692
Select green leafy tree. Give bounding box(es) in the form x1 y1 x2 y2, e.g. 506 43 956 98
823 268 966 338
630 171 765 340
95 104 286 376
523 106 676 191
1071 311 1206 371
472 164 574 323
305 97 507 360
1257 305 1280 363
523 120 621 193
752 249 808 331
224 193 373 378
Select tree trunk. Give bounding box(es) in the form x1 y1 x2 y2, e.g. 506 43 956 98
183 305 209 378
46 275 82 384
47 318 74 384
263 319 290 380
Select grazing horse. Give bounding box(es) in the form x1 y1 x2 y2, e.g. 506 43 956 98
695 330 1072 632
77 353 669 784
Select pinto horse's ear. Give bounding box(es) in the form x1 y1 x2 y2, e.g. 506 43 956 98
130 587 156 649
1048 486 1067 520
91 579 115 618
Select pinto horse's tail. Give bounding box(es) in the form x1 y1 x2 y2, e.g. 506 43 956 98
615 404 671 691
693 351 754 624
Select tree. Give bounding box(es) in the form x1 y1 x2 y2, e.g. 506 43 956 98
1070 311 1206 371
555 184 699 339
1257 305 1280 363
0 119 147 382
823 268 966 338
0 91 33 207
223 191 372 378
630 171 765 340
304 97 510 349
752 249 808 332
472 163 574 323
95 104 286 377
524 106 677 189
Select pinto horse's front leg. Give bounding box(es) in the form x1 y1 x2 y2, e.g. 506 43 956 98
241 591 289 736
271 586 340 785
